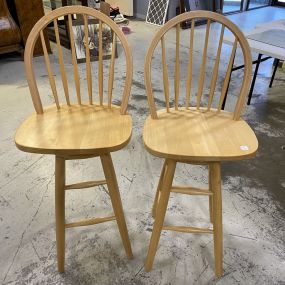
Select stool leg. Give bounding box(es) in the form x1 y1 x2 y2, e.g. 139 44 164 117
100 153 133 259
209 198 214 223
55 156 66 273
145 159 176 272
210 162 223 278
152 160 167 218
209 164 214 223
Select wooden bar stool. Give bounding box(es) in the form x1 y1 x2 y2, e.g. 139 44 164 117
15 6 133 272
143 11 258 277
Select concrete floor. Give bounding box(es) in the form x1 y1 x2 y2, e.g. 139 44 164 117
0 6 285 285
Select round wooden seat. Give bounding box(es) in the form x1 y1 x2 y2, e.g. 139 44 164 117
15 104 132 156
143 108 258 162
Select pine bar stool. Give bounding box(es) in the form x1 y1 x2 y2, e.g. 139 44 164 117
14 6 133 272
143 11 258 277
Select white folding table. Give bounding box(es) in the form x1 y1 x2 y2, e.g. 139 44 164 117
223 19 285 107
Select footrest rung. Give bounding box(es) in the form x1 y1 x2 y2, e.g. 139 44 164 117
65 216 116 228
65 180 107 190
162 225 213 234
171 186 212 196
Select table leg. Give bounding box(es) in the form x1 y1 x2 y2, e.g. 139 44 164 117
269 58 280 88
222 53 235 110
247 53 262 105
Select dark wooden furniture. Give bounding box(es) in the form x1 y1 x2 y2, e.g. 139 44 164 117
0 0 50 56
14 0 50 55
0 0 22 54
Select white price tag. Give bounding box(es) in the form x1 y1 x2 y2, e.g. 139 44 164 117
240 145 249 151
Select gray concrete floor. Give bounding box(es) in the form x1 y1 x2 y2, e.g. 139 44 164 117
0 6 285 285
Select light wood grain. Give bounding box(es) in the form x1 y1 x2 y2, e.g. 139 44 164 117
144 10 252 120
144 12 255 278
174 24 180 110
208 24 225 110
19 6 134 274
171 186 212 195
24 6 133 114
161 36 170 112
152 160 167 218
15 105 132 155
68 14 81 104
55 156 65 273
108 32 116 108
162 226 213 234
218 39 237 111
186 19 195 109
100 153 133 259
209 164 214 223
54 19 70 105
40 30 60 109
84 14 92 104
210 162 223 277
98 20 103 105
64 180 106 190
143 108 258 162
65 216 116 228
145 159 176 272
197 19 211 109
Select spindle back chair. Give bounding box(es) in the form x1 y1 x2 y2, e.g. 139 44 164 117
143 11 258 278
25 5 132 114
144 10 252 120
15 6 133 273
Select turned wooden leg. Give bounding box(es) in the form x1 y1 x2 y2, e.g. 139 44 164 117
55 156 66 273
209 196 214 223
210 162 223 278
209 164 213 223
145 159 176 272
152 160 167 219
100 153 133 259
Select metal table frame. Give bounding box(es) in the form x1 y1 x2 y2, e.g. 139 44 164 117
222 53 280 109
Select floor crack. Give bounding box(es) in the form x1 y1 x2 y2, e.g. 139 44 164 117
2 174 53 283
0 155 44 192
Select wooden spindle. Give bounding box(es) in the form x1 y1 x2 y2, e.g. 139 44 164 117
186 19 195 109
174 24 180 110
218 39 237 111
40 30 60 109
108 31 116 108
208 25 225 110
197 19 211 109
84 14 92 104
68 14 81 104
161 36 170 112
54 19 70 105
98 20 103 105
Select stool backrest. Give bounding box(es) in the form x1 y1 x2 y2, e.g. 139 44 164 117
144 11 252 120
24 6 132 114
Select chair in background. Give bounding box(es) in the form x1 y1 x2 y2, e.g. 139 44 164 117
15 6 133 272
143 11 258 277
